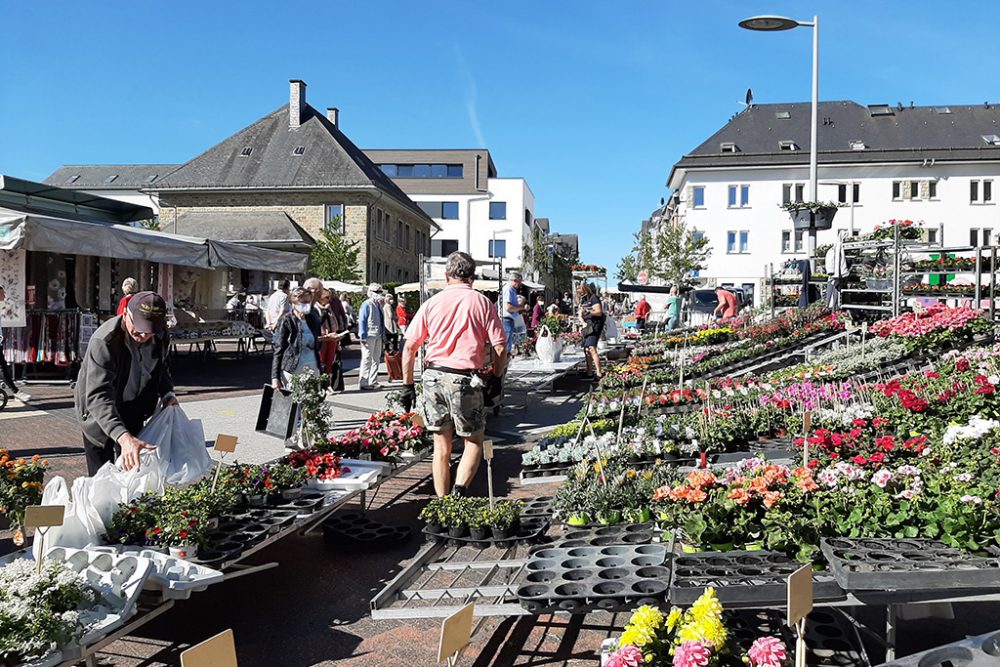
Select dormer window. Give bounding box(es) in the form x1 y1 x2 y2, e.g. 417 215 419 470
720 142 739 153
64 175 80 184
849 140 867 151
292 145 306 156
104 174 118 184
868 104 894 117
983 134 1000 146
239 146 253 157
935 107 952 114
778 140 798 151
775 111 791 120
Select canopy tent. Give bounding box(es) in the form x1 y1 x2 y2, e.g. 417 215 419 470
0 208 308 273
321 280 365 294
395 280 503 294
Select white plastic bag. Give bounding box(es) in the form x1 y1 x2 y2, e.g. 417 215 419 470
32 475 103 559
535 325 564 365
126 405 211 487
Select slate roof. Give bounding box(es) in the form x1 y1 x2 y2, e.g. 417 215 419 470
149 104 434 225
168 210 314 247
669 101 1000 186
44 164 181 190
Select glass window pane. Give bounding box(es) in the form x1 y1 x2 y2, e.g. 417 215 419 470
838 184 846 204
728 186 737 207
928 181 937 198
430 164 448 178
782 231 790 253
447 164 464 177
910 181 919 198
782 184 791 205
418 202 442 218
727 231 736 253
853 183 860 203
489 202 507 219
893 182 901 199
326 204 343 231
442 202 459 219
413 164 431 178
971 181 979 202
971 229 979 246
985 181 993 202
693 187 704 207
986 229 994 244
795 184 804 202
795 231 804 252
740 185 749 206
397 164 414 177
380 164 397 177
739 231 749 253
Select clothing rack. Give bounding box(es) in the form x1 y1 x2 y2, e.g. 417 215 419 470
1 308 85 383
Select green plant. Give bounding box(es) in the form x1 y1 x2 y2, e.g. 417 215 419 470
780 200 842 213
289 369 334 446
268 463 309 491
310 221 362 281
418 498 446 526
486 499 523 530
104 492 163 546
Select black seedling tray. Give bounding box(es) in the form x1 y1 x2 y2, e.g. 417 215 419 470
539 523 657 550
729 607 869 667
522 496 555 517
521 462 575 478
873 629 1000 667
669 549 845 606
275 493 325 516
424 514 550 548
323 511 411 550
517 543 670 614
821 537 1000 592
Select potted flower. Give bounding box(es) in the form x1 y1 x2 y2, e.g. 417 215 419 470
0 451 48 545
104 492 163 548
781 201 841 230
466 501 491 541
418 498 446 534
269 462 309 500
160 508 205 559
440 496 468 538
486 499 523 540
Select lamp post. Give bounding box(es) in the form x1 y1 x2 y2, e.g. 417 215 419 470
492 227 512 295
739 14 819 254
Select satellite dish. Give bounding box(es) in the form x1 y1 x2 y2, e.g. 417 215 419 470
746 88 754 107
660 197 665 206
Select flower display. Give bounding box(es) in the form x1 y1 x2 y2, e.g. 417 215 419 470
286 449 347 481
747 636 788 667
0 450 48 544
320 411 429 461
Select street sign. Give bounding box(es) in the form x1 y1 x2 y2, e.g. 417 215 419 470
637 271 649 286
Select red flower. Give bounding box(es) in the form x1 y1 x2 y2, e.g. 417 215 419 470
957 358 971 372
852 418 868 427
179 530 189 539
851 455 868 465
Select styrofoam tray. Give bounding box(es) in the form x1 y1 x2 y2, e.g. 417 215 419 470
340 457 393 473
306 462 382 491
45 546 154 645
91 545 224 600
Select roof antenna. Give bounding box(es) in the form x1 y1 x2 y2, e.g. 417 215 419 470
897 102 904 111
737 88 754 110
910 101 914 109
986 101 991 109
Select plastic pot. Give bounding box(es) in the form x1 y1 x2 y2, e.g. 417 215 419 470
469 526 490 541
567 514 591 526
282 487 303 501
169 544 199 559
426 522 444 534
447 525 468 539
788 206 837 231
245 494 267 507
597 511 622 526
491 525 513 540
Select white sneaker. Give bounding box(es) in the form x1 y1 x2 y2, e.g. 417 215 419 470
13 391 31 403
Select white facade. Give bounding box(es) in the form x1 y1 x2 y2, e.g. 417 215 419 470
669 161 1000 305
414 177 537 270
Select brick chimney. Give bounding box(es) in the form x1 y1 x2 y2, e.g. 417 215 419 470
289 79 307 128
326 107 339 129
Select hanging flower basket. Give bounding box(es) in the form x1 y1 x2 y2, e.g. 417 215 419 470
786 204 839 231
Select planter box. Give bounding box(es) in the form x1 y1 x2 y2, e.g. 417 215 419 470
788 206 838 231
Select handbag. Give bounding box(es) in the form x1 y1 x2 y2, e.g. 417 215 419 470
383 351 403 381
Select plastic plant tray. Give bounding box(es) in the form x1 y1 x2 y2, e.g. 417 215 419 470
516 543 670 614
322 511 412 549
522 495 555 517
44 546 154 646
669 549 845 606
873 628 1000 667
90 545 225 601
306 461 382 491
728 607 869 667
424 514 550 548
821 537 1000 591
540 523 658 549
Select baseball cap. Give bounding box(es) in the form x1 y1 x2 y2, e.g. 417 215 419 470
127 292 167 334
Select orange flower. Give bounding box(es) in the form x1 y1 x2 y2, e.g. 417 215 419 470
763 491 785 508
686 488 708 503
727 488 751 505
668 485 691 502
31 454 40 462
763 465 788 485
652 486 671 502
796 476 819 493
685 470 718 490
791 467 811 479
749 477 769 495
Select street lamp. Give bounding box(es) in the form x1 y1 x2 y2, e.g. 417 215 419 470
740 14 819 253
492 227 512 294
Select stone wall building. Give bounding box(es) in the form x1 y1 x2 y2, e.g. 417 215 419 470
147 80 436 283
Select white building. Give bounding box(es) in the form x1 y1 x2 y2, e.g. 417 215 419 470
666 100 1000 305
363 149 542 273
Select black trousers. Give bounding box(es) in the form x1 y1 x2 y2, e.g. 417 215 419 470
84 435 118 476
636 318 646 331
0 354 17 393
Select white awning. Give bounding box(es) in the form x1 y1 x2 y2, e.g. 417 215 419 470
395 280 503 293
321 280 366 293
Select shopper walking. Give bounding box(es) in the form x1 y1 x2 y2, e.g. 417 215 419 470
315 289 346 389
396 295 410 334
75 292 177 474
634 296 651 331
271 287 323 391
665 285 682 330
501 272 526 353
400 252 507 497
530 295 545 335
325 289 349 392
578 282 605 379
265 280 291 335
116 278 139 316
357 284 386 390
0 285 30 402
559 291 572 315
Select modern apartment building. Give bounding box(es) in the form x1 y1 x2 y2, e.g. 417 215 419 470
664 100 1000 305
363 149 541 273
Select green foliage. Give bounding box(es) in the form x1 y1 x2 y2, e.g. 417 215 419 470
289 368 334 446
310 220 362 282
654 219 711 288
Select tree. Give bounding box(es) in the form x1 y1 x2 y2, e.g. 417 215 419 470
310 221 362 282
616 231 655 282
522 233 577 295
653 219 712 288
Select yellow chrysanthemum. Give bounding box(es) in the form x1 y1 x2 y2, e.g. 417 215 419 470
629 605 664 631
689 588 723 622
666 608 683 632
619 624 656 649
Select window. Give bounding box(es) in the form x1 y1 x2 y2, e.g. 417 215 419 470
782 183 804 205
720 142 739 153
781 230 804 253
971 179 994 203
489 239 507 258
927 228 939 244
692 186 705 208
489 202 507 219
379 163 463 178
849 140 867 151
775 111 791 120
892 181 902 200
292 146 305 156
397 221 404 247
837 183 860 204
239 146 253 157
375 262 382 281
432 239 459 257
778 140 798 151
325 204 344 232
983 134 1000 146
728 185 749 208
405 224 411 251
384 213 391 241
910 181 920 199
928 180 938 199
442 201 459 219
727 230 749 254
971 228 994 246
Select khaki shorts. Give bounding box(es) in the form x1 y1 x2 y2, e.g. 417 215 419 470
420 368 486 437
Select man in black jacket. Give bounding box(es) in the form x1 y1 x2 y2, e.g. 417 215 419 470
74 292 178 475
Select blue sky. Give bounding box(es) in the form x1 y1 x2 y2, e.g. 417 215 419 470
2 1 998 272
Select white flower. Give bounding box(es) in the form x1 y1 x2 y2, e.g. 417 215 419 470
960 494 983 504
871 469 894 488
954 473 973 483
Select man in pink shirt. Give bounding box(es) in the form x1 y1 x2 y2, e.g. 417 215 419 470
401 252 508 497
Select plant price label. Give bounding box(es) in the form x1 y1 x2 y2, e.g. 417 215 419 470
214 434 238 453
